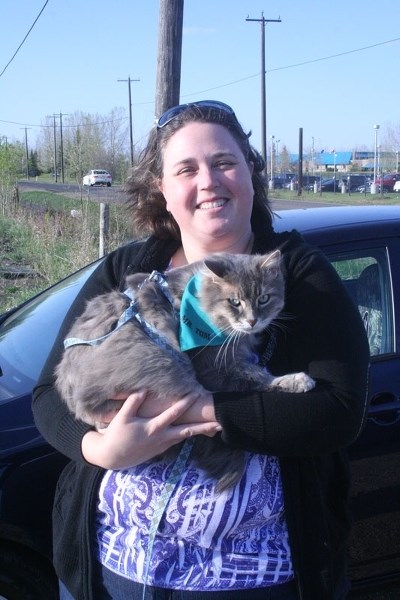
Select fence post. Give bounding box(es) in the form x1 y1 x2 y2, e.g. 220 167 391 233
12 186 20 210
99 203 110 257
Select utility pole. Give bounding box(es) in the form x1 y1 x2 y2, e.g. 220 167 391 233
21 127 31 179
59 112 65 183
298 128 303 196
47 114 58 182
155 0 184 118
246 13 281 166
311 136 315 176
52 115 57 182
49 112 68 182
270 135 275 189
118 75 140 166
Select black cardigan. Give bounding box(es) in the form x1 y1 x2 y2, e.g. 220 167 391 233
32 229 370 599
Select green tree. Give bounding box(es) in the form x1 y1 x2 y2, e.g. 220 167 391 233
279 145 292 174
28 149 41 177
38 109 130 183
0 139 25 211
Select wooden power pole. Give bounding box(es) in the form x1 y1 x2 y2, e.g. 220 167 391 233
246 13 281 164
155 0 184 119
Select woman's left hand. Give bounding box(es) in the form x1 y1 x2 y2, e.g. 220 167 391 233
81 390 221 470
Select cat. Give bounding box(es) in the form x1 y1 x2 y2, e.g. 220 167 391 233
55 249 315 490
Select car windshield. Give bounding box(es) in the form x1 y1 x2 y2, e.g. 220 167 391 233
0 260 101 402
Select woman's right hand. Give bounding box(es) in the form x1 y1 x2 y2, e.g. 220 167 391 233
81 390 222 470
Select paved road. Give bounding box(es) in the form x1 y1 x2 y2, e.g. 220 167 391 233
18 180 126 203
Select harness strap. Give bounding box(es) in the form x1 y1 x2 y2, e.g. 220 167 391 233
63 295 144 349
63 271 181 361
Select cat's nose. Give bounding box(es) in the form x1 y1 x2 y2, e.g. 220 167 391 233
247 319 257 328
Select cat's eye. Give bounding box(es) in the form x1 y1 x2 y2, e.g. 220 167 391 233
258 294 270 305
228 297 241 307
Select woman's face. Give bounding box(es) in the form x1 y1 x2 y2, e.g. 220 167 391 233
159 121 254 250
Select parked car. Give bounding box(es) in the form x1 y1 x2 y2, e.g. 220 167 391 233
0 206 399 597
281 173 296 185
373 173 400 193
393 180 400 193
342 174 372 192
356 181 372 194
284 175 319 190
82 169 112 187
269 174 296 189
313 177 341 192
268 176 286 189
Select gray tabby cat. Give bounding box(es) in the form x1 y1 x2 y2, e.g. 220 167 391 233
55 249 314 490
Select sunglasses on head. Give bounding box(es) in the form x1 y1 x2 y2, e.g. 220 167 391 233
156 100 235 129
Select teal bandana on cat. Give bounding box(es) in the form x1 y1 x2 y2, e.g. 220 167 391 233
179 274 228 351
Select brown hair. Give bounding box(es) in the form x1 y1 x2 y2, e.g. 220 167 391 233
124 103 273 240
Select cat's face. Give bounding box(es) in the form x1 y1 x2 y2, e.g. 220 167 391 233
199 250 284 336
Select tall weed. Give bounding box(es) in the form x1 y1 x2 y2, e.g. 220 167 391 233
0 191 134 313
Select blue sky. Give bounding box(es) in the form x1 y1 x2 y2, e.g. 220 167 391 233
1 0 399 157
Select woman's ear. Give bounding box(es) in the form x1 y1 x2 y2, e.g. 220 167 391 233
157 177 169 212
157 178 170 211
157 177 164 194
248 161 254 176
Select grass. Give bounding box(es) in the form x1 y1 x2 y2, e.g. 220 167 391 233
0 190 133 313
1 186 399 314
269 187 400 205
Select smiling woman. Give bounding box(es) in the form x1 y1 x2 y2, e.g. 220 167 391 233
125 102 270 244
32 101 369 600
157 121 255 262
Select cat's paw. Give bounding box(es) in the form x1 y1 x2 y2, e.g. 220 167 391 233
272 372 315 393
291 372 316 392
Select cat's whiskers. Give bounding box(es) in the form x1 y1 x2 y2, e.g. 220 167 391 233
214 328 243 372
187 322 233 361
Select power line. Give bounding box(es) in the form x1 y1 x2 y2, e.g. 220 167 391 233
0 35 398 131
182 36 400 96
267 36 400 73
0 109 131 134
0 0 49 79
0 115 129 129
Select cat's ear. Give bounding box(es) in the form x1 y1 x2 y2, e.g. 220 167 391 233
260 249 281 278
203 256 228 279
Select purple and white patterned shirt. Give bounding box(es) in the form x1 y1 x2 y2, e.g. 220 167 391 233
95 450 293 590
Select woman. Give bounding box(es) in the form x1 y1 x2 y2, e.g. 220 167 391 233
33 100 370 600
